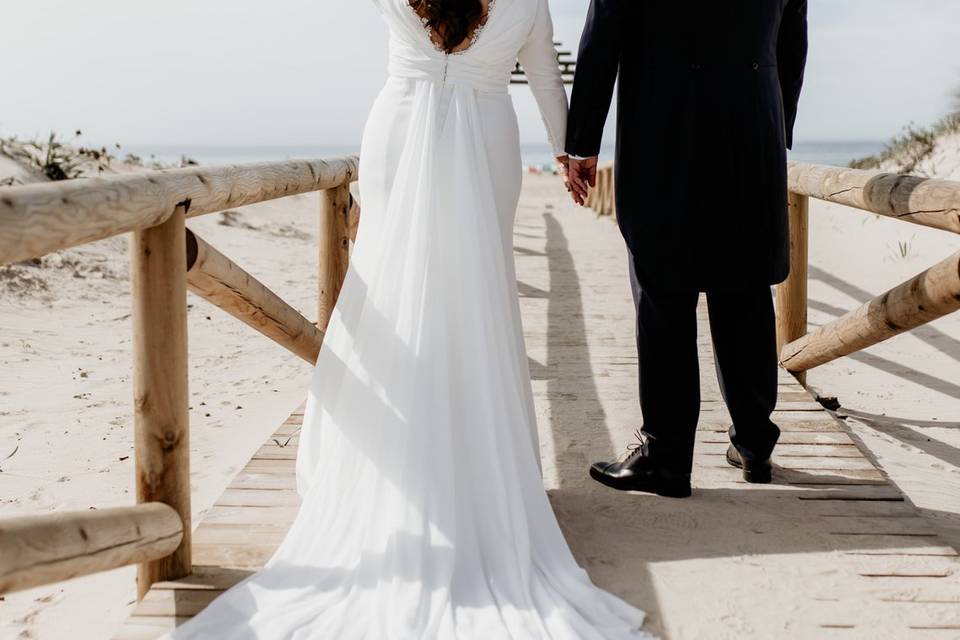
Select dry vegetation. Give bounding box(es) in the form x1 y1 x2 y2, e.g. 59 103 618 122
850 86 960 172
0 133 187 295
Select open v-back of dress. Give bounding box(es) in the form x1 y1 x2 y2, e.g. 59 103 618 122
161 0 650 637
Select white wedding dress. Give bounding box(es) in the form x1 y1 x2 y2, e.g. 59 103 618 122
161 0 650 637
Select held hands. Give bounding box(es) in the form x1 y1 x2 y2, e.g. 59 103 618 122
566 156 599 206
555 155 573 195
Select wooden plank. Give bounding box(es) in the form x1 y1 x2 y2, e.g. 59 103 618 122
193 524 289 545
697 431 856 446
859 579 960 602
813 599 960 627
113 616 192 640
836 539 960 557
134 588 226 617
702 455 876 471
699 417 845 433
229 472 297 490
796 486 905 501
215 489 302 507
244 458 296 474
148 565 253 591
202 505 300 524
191 544 278 569
698 442 860 457
253 445 297 460
850 555 959 578
270 425 301 438
807 501 920 517
819 516 938 536
707 465 886 484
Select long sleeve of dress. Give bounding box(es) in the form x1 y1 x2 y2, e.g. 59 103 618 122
516 0 569 157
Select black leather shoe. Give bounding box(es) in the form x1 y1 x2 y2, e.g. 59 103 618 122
589 431 692 498
725 443 773 484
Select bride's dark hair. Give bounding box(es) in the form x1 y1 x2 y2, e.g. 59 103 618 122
410 0 485 53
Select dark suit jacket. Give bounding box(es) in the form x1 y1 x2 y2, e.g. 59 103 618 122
566 0 808 291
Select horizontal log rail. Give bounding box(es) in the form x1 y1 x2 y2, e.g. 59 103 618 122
0 155 359 598
186 229 324 364
0 156 359 266
0 503 183 595
788 163 960 234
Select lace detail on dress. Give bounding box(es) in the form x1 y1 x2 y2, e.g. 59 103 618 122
407 0 498 56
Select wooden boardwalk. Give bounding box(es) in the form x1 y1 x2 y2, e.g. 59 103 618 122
115 176 960 639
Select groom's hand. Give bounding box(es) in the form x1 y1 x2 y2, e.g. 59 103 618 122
567 156 598 206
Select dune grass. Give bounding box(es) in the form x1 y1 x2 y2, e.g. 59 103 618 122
850 86 960 172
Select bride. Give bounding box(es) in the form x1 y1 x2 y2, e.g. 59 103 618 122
162 0 650 637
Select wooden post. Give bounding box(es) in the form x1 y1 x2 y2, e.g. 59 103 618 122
605 166 616 217
129 207 191 598
776 192 809 385
347 196 362 243
318 185 352 332
597 167 610 215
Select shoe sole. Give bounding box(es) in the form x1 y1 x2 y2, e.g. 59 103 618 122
725 452 773 484
589 466 692 498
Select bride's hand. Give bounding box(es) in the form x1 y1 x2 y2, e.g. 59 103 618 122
555 155 574 196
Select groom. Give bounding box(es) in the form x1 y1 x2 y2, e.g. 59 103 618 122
565 1 808 498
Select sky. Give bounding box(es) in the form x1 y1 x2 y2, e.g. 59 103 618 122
2 0 959 149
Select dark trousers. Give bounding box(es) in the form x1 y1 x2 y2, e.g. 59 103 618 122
629 255 781 474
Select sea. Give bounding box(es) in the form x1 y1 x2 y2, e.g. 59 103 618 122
122 140 886 172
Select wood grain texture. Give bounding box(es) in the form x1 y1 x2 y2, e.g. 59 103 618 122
776 192 809 384
781 249 960 372
0 156 359 266
586 163 615 216
788 162 960 234
185 229 323 364
0 503 182 595
130 208 192 598
318 185 352 332
347 194 361 243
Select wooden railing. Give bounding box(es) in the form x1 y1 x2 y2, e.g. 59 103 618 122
587 162 960 386
585 162 616 216
0 157 359 598
776 163 960 384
